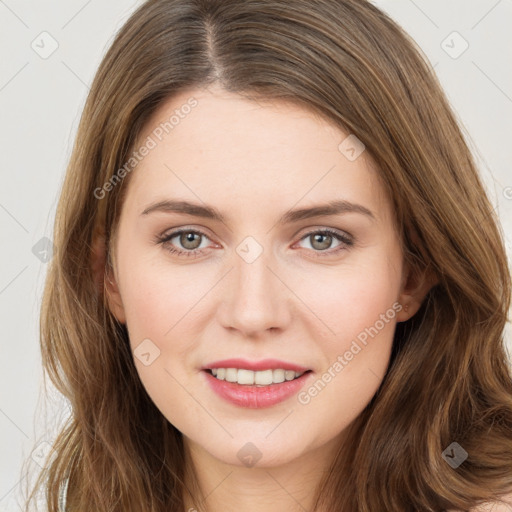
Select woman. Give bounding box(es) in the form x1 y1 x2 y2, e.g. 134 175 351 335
24 0 512 510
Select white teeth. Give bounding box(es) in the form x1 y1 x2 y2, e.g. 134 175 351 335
225 368 238 382
209 368 305 386
272 369 285 383
285 370 296 381
255 369 273 385
238 369 255 385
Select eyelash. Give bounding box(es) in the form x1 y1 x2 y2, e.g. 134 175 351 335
155 227 354 259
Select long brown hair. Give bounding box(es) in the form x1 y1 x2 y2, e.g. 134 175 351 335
22 0 512 510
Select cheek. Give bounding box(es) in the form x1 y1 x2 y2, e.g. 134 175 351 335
118 249 212 347
301 257 401 345
294 254 401 426
117 253 212 430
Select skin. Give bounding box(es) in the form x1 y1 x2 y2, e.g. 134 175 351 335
103 84 433 512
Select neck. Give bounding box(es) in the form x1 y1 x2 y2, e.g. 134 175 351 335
181 436 342 512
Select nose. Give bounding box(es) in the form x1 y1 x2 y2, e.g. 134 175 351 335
217 241 292 337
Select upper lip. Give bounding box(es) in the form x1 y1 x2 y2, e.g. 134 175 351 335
202 358 311 372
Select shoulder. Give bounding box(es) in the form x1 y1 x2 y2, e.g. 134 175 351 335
475 493 512 511
449 493 512 512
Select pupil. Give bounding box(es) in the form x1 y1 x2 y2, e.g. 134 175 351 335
313 233 331 250
182 232 200 249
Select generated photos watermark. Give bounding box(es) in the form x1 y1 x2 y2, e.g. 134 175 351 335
94 97 198 199
298 301 403 405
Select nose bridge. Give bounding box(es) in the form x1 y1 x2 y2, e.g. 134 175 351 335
220 235 289 334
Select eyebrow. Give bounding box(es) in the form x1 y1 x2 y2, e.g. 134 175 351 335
141 199 375 224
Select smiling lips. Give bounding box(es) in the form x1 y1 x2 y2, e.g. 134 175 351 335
201 358 313 408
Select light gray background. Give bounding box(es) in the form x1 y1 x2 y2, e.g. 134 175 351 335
0 1 511 510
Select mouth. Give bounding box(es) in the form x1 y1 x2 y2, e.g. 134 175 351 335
204 367 313 386
201 364 314 408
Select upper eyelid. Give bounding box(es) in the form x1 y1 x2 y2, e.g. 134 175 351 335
159 226 215 243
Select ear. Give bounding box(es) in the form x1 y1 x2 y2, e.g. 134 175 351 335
91 229 126 324
396 261 438 323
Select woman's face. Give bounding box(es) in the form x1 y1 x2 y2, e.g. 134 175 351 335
106 84 415 469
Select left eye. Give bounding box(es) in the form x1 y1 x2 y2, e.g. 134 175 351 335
295 229 352 252
157 228 353 257
157 229 211 257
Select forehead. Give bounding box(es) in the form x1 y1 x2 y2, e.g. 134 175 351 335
122 85 390 222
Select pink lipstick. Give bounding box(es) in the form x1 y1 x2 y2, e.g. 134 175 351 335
201 358 313 408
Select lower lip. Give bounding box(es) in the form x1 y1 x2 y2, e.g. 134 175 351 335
202 370 313 409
